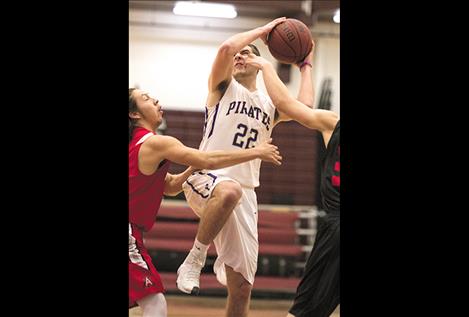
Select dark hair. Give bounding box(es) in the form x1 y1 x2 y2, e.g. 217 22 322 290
129 88 138 143
248 44 261 56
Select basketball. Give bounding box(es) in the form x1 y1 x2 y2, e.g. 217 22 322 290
267 18 313 64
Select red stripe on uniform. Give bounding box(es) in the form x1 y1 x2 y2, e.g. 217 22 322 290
332 175 340 187
334 161 340 172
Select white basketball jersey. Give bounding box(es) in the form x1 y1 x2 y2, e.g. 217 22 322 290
199 79 276 188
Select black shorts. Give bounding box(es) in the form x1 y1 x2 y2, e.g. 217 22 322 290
289 213 340 317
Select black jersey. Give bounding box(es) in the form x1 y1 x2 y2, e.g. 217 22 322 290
320 120 340 213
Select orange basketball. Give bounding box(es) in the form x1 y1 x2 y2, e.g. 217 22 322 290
267 18 313 64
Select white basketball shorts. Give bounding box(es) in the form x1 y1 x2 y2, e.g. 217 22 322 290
182 171 259 286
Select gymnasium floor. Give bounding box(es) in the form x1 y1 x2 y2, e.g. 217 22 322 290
129 294 340 317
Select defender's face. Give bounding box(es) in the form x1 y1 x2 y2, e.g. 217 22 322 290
133 89 164 127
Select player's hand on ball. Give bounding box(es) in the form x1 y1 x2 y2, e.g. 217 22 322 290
258 17 287 45
295 39 316 68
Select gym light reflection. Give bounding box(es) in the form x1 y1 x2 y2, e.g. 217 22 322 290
173 1 237 19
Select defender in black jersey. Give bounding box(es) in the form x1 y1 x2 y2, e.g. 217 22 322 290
288 121 340 317
244 53 340 317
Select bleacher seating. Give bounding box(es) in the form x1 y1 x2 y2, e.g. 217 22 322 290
143 200 317 298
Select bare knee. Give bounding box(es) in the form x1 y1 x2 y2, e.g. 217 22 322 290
213 182 242 208
137 293 167 317
229 281 252 303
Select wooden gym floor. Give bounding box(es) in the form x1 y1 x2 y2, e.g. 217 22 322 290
129 295 340 317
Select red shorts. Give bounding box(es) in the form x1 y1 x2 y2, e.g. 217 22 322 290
129 223 165 308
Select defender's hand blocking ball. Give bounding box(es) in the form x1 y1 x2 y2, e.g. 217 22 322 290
267 18 313 64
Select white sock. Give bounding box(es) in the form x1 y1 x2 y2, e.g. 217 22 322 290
191 238 209 256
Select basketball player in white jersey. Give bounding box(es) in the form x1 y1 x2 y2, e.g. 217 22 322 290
177 17 315 317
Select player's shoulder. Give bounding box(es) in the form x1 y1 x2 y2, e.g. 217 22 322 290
143 134 177 150
258 89 272 102
334 119 340 129
228 79 245 93
258 90 276 111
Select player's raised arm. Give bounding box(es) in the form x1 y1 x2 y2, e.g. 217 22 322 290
294 41 315 109
206 17 287 108
245 53 337 136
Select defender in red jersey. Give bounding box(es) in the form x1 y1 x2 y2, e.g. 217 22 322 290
128 88 283 316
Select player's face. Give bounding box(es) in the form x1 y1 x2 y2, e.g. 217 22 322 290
233 46 258 78
135 90 164 127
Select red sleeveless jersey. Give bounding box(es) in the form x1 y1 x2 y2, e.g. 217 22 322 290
129 127 171 231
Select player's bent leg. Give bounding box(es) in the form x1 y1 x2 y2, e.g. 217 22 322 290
225 264 252 317
286 314 296 317
197 180 242 245
137 292 167 317
177 180 242 295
